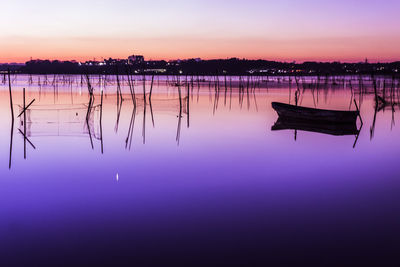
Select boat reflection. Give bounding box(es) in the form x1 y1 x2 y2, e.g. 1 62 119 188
272 118 360 136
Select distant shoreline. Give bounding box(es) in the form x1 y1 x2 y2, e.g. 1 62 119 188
1 58 400 76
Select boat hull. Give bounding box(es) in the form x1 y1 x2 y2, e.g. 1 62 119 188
272 102 359 124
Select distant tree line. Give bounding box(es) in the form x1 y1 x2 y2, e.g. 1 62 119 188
2 58 400 76
0 64 22 72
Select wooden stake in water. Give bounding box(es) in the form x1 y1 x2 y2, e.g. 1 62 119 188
23 88 26 159
149 75 154 101
149 75 155 127
187 82 190 128
143 73 146 105
8 70 14 169
100 89 104 154
8 70 14 121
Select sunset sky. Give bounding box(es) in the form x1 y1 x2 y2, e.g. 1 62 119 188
1 0 400 63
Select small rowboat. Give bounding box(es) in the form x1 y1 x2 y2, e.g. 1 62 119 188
271 102 359 124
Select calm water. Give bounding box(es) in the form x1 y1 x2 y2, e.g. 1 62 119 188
0 75 399 266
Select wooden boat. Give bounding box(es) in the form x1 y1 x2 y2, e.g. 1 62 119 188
271 102 359 124
272 118 359 136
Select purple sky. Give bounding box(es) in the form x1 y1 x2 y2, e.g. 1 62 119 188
1 0 399 62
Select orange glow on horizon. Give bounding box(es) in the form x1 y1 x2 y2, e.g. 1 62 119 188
1 35 400 64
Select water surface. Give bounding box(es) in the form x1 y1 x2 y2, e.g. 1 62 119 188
0 75 399 266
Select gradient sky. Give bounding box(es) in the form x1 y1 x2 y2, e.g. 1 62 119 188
1 0 400 63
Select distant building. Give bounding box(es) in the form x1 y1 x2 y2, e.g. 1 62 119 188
128 55 144 64
104 58 128 66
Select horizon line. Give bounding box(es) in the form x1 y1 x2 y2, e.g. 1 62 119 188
1 56 400 65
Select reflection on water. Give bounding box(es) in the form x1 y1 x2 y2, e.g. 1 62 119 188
0 75 400 265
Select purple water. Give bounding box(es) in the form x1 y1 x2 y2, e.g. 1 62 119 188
0 75 399 266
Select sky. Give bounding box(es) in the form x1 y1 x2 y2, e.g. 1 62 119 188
1 0 400 63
